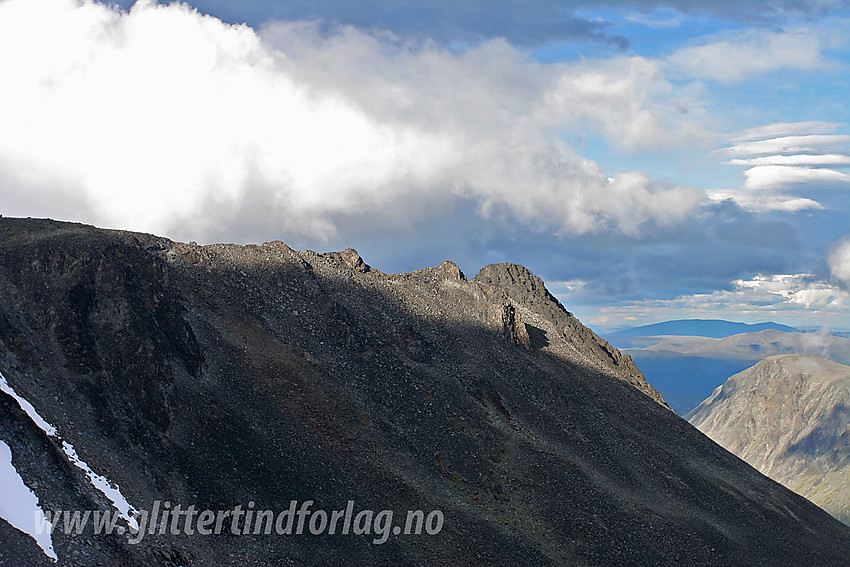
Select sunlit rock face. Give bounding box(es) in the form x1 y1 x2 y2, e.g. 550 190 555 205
689 354 850 525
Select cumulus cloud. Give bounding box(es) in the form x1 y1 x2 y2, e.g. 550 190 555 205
732 273 846 308
0 0 707 244
666 27 837 83
539 55 712 153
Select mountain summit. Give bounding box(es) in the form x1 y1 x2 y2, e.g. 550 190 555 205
1 218 849 566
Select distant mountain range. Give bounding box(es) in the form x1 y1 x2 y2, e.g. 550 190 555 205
689 355 850 525
635 329 850 365
603 320 850 415
609 319 799 341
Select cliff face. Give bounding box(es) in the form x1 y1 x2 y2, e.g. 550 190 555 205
1 218 850 566
689 354 850 525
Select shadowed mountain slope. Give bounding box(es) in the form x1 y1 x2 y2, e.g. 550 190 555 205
1 218 850 566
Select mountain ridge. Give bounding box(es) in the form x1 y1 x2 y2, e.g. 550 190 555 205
2 217 849 566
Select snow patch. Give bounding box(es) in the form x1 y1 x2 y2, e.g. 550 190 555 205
0 372 57 436
60 441 138 529
0 369 140 536
0 440 57 561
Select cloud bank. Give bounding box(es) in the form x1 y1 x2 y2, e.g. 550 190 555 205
584 227 850 325
0 0 706 244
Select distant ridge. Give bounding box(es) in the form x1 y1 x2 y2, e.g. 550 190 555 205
610 319 798 339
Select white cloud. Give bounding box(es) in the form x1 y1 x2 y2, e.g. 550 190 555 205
723 134 850 157
742 165 850 190
540 55 712 153
731 121 840 142
828 238 850 286
667 27 835 83
727 154 850 167
731 274 845 309
0 0 708 244
624 10 683 28
706 190 824 212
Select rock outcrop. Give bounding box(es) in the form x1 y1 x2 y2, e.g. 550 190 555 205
475 263 660 403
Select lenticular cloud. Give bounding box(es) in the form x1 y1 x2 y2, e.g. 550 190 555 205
0 0 702 243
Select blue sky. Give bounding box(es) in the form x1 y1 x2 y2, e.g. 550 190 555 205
1 0 850 330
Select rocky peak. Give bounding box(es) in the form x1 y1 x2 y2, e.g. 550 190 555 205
474 263 567 316
474 262 664 406
438 260 466 281
321 247 370 273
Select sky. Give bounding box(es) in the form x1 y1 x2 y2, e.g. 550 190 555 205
1 0 850 331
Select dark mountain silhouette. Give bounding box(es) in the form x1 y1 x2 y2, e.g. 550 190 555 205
1 218 849 566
